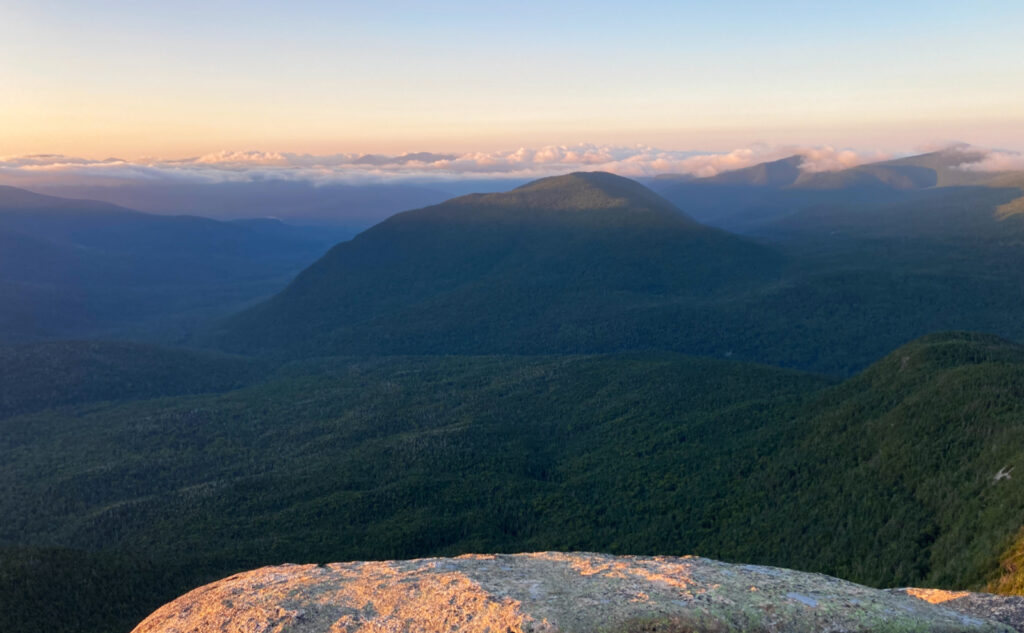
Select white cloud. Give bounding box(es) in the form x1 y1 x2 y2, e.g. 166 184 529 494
797 147 889 173
192 150 294 166
957 150 1024 172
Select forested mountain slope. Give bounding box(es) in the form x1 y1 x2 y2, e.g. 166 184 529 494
219 172 784 356
5 333 1024 632
0 340 265 418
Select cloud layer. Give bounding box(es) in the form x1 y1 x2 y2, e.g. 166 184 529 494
2 144 1013 190
0 144 902 188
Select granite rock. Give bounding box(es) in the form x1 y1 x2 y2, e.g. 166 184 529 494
133 552 1015 633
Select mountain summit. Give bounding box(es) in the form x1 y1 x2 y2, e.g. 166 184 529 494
218 172 782 355
475 171 694 213
406 171 701 228
703 155 805 187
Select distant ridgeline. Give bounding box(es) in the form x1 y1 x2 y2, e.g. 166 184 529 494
215 159 1024 375
0 185 345 344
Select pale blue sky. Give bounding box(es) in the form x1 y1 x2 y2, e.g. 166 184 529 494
2 0 1022 157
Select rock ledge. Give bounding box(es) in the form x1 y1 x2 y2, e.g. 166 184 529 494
133 552 1016 633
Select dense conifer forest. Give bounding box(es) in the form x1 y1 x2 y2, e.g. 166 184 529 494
4 334 1024 632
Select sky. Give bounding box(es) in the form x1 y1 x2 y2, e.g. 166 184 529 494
1 0 1023 169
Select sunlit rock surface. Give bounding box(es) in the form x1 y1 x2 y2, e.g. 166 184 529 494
132 552 1015 633
892 588 1024 632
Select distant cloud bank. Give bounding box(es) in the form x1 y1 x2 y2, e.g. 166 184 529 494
0 143 1011 188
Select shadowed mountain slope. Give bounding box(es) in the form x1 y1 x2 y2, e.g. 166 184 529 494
794 161 938 190
0 185 345 342
219 172 784 356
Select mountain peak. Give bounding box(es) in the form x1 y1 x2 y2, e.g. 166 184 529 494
513 170 664 201
702 155 804 187
442 171 694 224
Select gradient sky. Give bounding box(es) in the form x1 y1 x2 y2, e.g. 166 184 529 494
2 0 1024 158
